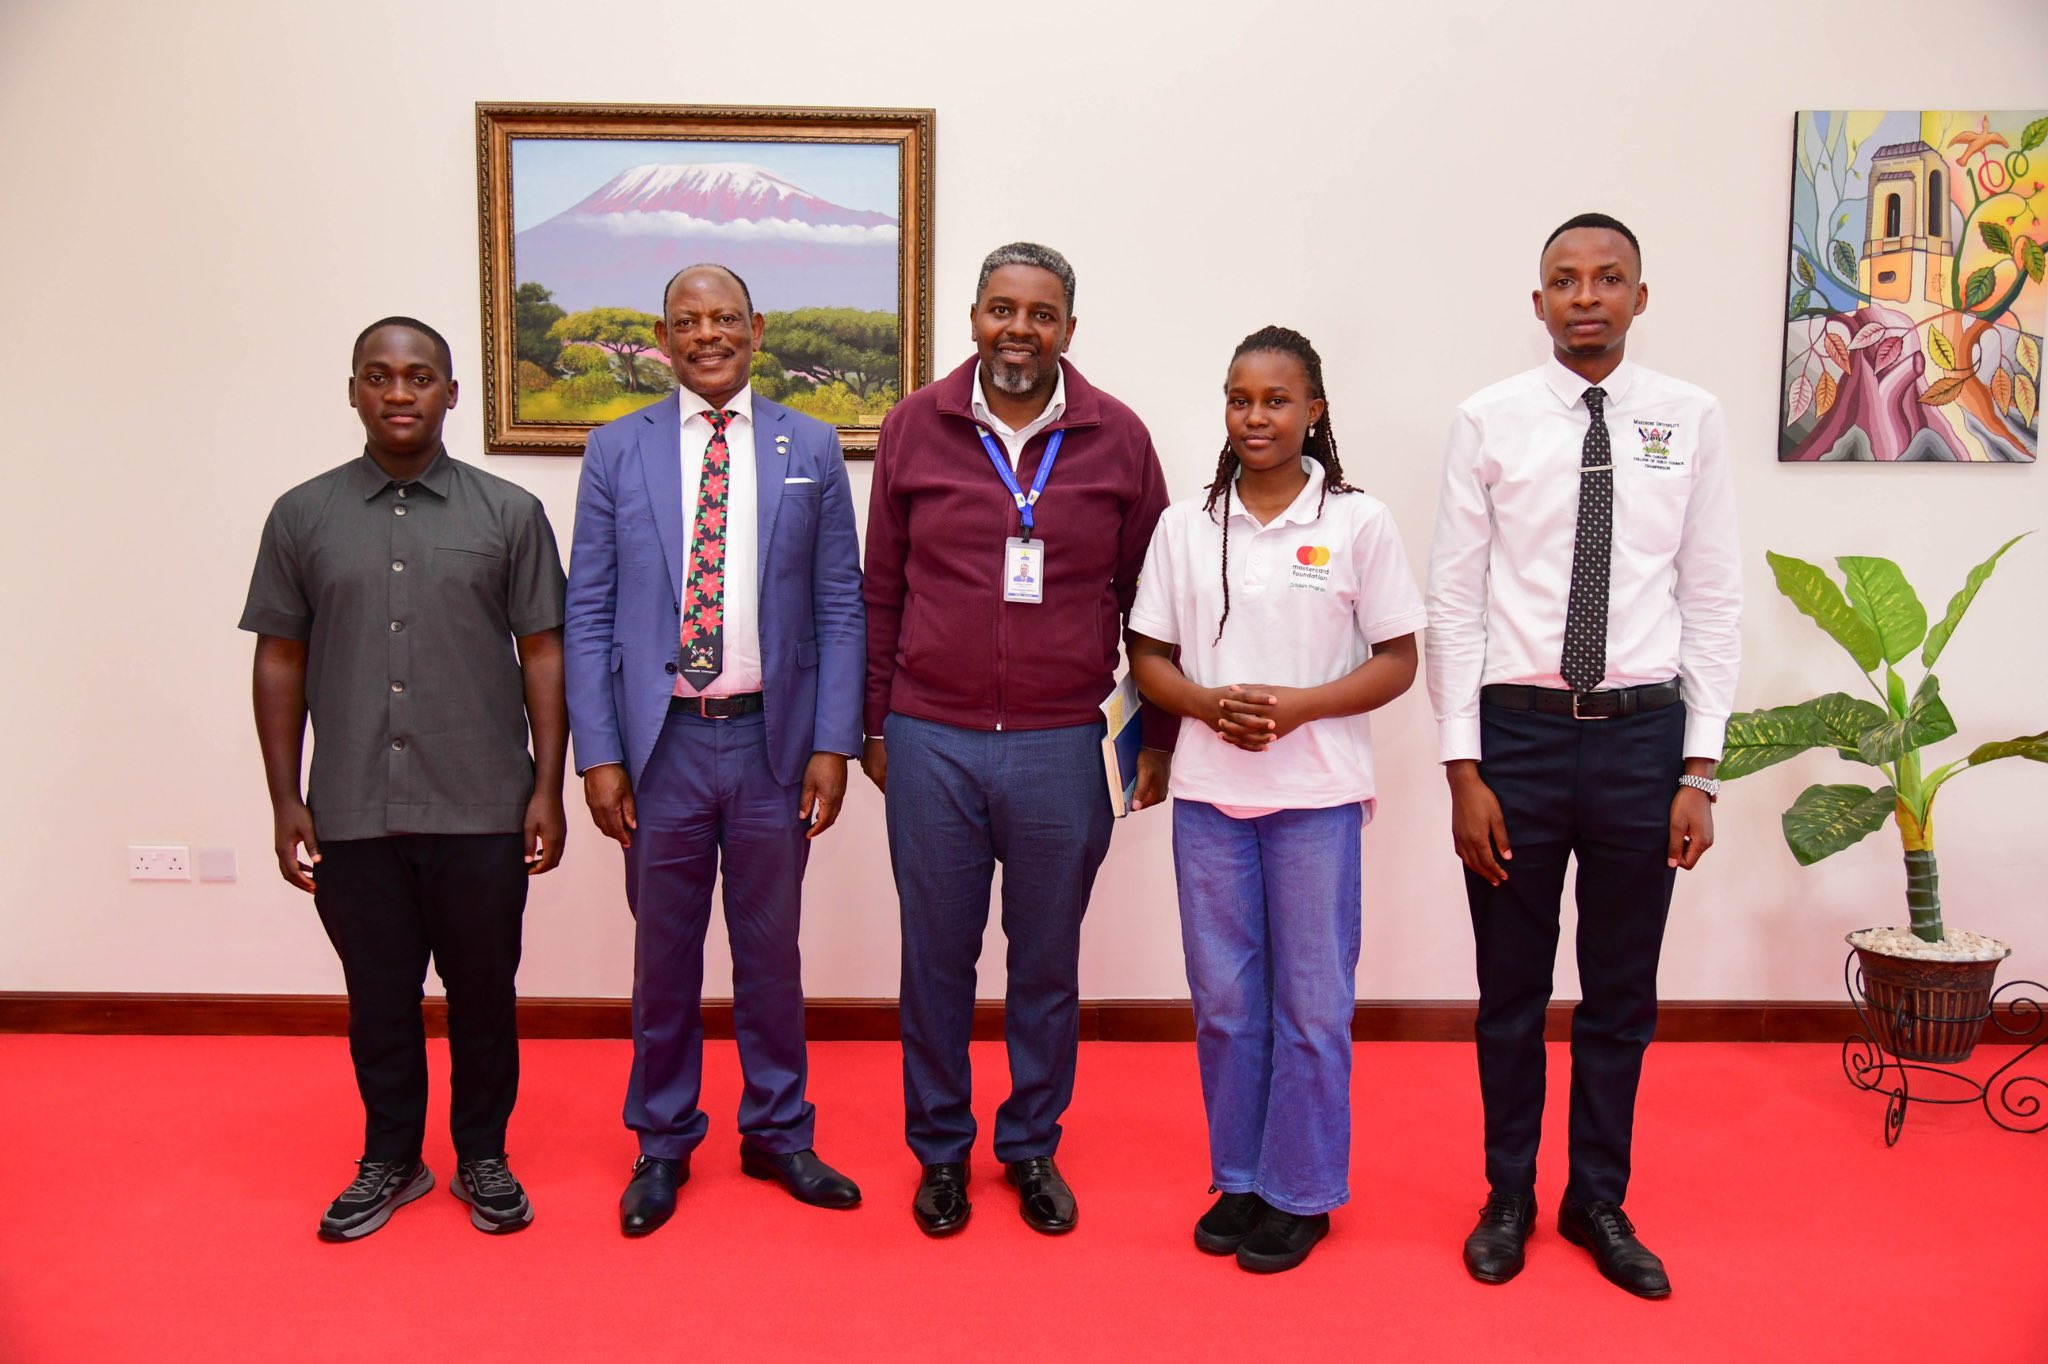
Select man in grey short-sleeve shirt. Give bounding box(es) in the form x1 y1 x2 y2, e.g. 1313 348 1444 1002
240 316 567 1242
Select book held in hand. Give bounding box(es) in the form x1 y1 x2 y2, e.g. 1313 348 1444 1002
1100 670 1144 818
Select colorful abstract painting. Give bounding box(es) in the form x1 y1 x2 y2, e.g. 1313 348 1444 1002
1781 110 2046 463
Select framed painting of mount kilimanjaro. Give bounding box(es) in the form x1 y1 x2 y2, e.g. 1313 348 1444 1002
476 103 934 456
1780 109 2045 462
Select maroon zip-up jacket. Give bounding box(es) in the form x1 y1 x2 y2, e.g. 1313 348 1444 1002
863 356 1177 749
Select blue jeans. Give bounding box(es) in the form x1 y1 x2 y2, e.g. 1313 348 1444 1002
1173 799 1361 1215
885 713 1114 1165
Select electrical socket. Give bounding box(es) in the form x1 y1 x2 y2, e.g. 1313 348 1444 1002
129 845 190 881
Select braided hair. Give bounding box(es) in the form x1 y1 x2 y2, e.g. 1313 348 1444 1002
1204 325 1358 642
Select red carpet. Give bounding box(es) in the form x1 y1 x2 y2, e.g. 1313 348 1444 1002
2 1035 2042 1362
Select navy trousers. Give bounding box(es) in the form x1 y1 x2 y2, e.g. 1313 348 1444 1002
885 714 1114 1165
624 710 815 1160
1465 699 1684 1207
313 832 528 1163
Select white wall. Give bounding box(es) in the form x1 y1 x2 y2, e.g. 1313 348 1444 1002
2 0 2044 1004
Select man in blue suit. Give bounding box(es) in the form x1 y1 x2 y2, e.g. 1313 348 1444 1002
565 264 866 1236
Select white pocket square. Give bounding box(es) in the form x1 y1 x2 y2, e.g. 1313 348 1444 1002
783 476 817 484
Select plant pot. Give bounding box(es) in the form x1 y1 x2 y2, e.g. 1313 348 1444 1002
1850 931 2011 1063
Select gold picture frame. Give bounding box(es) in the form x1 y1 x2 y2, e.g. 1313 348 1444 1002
476 102 934 457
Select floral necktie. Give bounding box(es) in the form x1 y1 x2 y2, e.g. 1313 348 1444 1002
678 408 736 690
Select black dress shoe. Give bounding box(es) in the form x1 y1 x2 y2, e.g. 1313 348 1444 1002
619 1155 688 1237
1235 1209 1329 1273
913 1162 971 1237
1194 1189 1269 1255
1463 1190 1536 1283
739 1139 861 1209
1004 1157 1077 1235
1558 1199 1671 1299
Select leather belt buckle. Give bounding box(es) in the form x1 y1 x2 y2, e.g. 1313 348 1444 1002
1571 692 1609 721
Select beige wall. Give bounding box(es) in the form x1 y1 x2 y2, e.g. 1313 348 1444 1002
3 0 2045 1003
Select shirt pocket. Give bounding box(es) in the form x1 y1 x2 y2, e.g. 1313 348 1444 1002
1612 467 1692 558
435 544 505 592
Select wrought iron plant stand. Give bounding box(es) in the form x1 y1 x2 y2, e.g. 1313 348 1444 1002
1842 950 2048 1145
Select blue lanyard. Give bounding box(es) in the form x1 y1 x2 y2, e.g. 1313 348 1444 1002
975 427 1063 542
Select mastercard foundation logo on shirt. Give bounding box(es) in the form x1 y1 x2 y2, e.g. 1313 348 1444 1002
1289 545 1333 590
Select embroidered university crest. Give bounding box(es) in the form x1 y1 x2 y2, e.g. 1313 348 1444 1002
1636 424 1672 457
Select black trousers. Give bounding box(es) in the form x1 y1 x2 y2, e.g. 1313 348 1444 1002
313 833 528 1163
1464 700 1684 1207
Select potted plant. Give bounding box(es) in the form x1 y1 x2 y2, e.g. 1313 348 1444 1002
1721 536 2045 1062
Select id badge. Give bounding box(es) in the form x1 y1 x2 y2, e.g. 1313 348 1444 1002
1003 536 1044 604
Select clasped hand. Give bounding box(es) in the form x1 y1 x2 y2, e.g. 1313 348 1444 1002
1207 683 1313 752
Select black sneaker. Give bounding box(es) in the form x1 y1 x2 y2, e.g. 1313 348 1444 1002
1235 1209 1330 1273
452 1156 534 1234
317 1159 434 1241
1194 1189 1269 1255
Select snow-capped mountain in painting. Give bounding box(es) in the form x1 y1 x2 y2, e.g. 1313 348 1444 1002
515 162 900 314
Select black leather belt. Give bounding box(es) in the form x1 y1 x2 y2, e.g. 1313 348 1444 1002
1480 679 1681 720
669 691 765 718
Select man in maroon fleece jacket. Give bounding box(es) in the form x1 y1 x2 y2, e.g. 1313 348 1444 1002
862 242 1174 1239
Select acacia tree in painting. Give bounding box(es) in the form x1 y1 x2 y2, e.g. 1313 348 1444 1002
548 308 662 395
1782 111 2046 463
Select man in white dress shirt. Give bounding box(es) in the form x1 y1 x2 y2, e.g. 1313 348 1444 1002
1424 214 1741 1299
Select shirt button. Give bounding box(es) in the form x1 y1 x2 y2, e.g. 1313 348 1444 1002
392 560 405 573
390 620 403 632
391 738 406 751
398 487 409 499
664 661 678 674
391 680 405 693
395 505 408 517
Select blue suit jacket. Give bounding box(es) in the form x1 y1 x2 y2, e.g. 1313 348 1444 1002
564 391 865 790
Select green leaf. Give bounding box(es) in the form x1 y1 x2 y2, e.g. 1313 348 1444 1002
1831 239 1858 280
1721 703 1832 779
1908 674 1957 748
1814 691 1893 756
1886 666 1908 719
1767 551 1881 672
1964 732 2048 766
1964 266 1997 310
1797 255 1815 286
1837 556 1927 664
1981 221 2014 256
1924 533 2029 666
1858 673 1959 766
2022 115 2048 154
1783 783 1897 865
1723 693 1898 780
1788 287 1812 319
2022 237 2047 286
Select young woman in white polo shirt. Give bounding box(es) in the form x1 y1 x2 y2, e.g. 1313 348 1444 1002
1128 326 1425 1273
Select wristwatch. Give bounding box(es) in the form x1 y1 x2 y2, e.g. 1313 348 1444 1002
1677 774 1720 802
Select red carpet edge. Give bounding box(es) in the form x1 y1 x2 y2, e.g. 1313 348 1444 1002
1 991 1999 1042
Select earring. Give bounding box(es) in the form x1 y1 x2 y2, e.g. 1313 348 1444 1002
1308 425 1318 438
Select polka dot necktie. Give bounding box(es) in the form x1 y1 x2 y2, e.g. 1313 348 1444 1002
1560 386 1611 695
678 409 736 691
